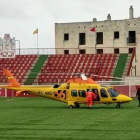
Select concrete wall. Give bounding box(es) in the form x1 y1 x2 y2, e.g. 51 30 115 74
55 19 139 52
0 89 5 97
114 85 136 97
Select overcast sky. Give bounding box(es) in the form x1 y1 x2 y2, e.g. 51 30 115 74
0 0 140 50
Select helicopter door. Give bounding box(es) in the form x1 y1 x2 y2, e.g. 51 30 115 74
78 90 87 102
87 89 100 101
99 88 111 103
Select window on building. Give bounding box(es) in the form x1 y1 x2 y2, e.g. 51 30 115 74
79 49 86 54
64 33 69 41
114 31 119 39
129 48 133 53
127 31 136 43
71 90 77 97
64 50 69 54
100 89 108 98
79 33 86 45
114 48 119 54
97 49 103 54
78 90 86 97
96 32 103 44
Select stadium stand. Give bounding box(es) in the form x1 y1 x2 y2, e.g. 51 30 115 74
0 53 134 85
112 54 128 81
24 55 48 85
0 55 37 84
34 53 133 85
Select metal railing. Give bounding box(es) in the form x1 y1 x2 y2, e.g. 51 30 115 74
14 47 134 55
15 48 56 55
127 37 136 43
0 80 132 86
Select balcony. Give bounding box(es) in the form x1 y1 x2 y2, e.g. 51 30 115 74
127 37 136 45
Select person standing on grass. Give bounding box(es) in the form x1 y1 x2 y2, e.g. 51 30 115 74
86 89 97 108
136 87 140 107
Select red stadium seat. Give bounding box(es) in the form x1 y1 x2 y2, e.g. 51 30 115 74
32 53 120 84
0 55 37 84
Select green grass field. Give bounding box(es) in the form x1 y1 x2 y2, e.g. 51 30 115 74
0 97 139 140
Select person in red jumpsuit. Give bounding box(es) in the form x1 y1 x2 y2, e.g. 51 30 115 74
86 89 97 108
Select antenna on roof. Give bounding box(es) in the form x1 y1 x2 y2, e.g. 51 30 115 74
81 73 87 80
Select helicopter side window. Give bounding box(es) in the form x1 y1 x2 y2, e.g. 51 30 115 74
53 84 60 88
71 90 77 97
78 90 86 97
100 89 108 98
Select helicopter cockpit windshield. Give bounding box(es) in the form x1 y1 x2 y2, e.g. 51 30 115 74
108 88 119 97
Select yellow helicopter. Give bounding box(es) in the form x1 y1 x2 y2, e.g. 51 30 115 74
0 69 132 109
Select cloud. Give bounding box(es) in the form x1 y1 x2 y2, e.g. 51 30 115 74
34 0 131 22
0 0 31 20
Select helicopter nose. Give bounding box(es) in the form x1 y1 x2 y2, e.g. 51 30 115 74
126 96 132 102
118 94 133 102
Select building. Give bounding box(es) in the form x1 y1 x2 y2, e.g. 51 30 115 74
55 6 140 75
0 34 15 58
